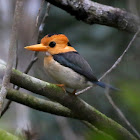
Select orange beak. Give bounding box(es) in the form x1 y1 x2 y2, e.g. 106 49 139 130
24 44 48 51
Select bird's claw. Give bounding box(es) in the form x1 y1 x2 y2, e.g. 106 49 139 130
55 84 66 92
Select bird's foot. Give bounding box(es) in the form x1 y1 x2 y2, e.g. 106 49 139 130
67 89 77 95
71 89 77 95
55 84 66 92
65 89 77 95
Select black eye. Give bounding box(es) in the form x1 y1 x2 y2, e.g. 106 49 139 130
49 41 56 48
67 42 71 46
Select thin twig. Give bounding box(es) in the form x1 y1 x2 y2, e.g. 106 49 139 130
15 40 19 70
41 3 51 28
76 29 140 138
1 40 19 117
102 29 140 138
1 100 12 117
37 2 51 43
0 0 24 115
33 1 50 42
25 2 51 74
32 0 45 42
99 29 140 81
24 2 51 74
75 86 92 96
101 29 140 139
75 29 140 96
35 0 45 27
24 54 38 74
105 87 140 139
24 0 50 74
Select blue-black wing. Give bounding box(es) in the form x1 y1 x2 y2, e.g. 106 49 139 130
53 51 98 82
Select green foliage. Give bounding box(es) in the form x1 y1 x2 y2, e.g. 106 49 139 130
120 81 140 116
0 128 20 140
86 130 114 140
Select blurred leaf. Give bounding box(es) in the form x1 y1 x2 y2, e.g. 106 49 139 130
120 81 140 116
85 130 114 140
0 128 20 140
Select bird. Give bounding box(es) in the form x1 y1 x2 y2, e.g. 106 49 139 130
25 33 118 94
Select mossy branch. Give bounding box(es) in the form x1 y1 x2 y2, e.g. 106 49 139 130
0 63 137 140
5 86 75 118
4 87 115 139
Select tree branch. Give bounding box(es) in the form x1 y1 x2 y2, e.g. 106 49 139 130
105 90 140 139
100 29 140 139
75 28 140 138
0 0 23 115
1 1 51 117
5 87 74 118
0 63 137 140
0 86 114 139
45 0 140 33
99 28 140 81
1 40 19 117
83 121 115 140
76 27 140 96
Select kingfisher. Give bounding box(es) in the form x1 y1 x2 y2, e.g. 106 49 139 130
25 34 117 94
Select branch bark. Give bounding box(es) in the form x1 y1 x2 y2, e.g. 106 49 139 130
45 0 140 33
5 87 74 118
0 63 137 140
0 86 114 139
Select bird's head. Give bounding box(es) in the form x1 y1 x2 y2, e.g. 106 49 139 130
25 34 76 55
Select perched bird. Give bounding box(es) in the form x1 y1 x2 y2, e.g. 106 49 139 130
25 34 117 94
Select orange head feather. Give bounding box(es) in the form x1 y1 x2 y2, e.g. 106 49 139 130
24 34 76 55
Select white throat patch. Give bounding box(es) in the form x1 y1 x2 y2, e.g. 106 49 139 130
46 52 51 56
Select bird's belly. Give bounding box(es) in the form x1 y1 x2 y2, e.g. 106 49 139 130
44 57 92 89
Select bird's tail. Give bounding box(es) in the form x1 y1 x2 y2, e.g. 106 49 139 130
94 81 119 91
